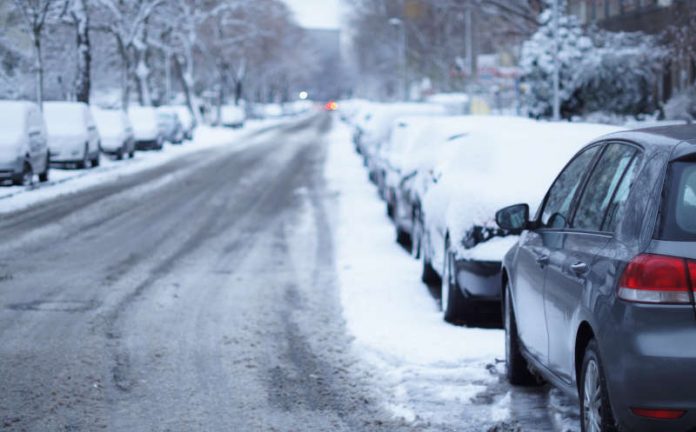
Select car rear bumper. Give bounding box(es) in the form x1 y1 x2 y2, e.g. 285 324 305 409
135 139 162 150
603 303 696 431
453 259 502 300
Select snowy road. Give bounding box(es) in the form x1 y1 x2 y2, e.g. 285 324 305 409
0 114 577 431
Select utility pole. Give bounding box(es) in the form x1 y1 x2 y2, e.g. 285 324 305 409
552 0 561 121
389 17 407 101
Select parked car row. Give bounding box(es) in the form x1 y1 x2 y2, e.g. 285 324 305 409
341 100 696 431
0 100 198 186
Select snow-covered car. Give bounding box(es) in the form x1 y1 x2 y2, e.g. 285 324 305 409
128 106 164 150
418 117 622 324
92 108 135 159
157 109 184 144
0 100 50 185
384 116 471 237
44 101 101 168
166 106 196 140
220 105 246 128
357 103 447 190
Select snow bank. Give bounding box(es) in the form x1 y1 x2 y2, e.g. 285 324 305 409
0 119 288 214
326 119 503 421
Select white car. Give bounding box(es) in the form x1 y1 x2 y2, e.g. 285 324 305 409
0 100 50 185
128 106 164 150
165 106 196 140
44 101 101 168
92 108 135 159
220 105 246 128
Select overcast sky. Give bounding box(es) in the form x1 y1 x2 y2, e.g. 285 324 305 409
283 0 341 30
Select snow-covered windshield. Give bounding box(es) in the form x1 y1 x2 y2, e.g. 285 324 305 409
0 104 26 144
92 110 123 137
44 103 86 136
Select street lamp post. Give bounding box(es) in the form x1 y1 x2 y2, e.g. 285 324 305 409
389 17 407 101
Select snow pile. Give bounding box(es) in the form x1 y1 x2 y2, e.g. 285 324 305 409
421 117 623 260
326 119 504 423
0 101 33 144
44 102 90 135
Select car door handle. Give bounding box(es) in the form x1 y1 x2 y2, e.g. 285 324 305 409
535 254 550 266
570 261 589 275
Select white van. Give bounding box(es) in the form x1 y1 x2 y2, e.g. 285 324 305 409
128 106 164 150
93 108 135 159
0 100 50 185
44 101 101 168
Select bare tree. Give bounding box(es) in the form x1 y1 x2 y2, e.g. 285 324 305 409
13 0 58 107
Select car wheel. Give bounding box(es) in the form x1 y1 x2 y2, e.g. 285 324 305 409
411 209 423 259
39 154 49 183
91 153 100 167
129 149 135 158
580 340 618 432
421 232 439 285
13 162 33 186
117 146 124 160
441 239 468 323
77 145 89 169
504 283 540 386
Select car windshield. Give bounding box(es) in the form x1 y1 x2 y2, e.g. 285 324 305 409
93 111 122 136
658 160 696 241
44 104 85 135
0 105 25 143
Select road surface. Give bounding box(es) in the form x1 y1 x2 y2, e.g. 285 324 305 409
0 114 570 432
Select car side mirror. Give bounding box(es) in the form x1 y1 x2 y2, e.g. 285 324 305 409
495 204 530 232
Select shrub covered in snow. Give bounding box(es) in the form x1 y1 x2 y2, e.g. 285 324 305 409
664 85 696 122
521 4 666 119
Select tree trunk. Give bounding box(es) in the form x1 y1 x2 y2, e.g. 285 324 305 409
116 37 131 109
135 18 152 106
173 54 197 126
71 0 91 103
32 30 44 109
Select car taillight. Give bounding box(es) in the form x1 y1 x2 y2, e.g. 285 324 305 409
618 254 694 304
631 407 686 420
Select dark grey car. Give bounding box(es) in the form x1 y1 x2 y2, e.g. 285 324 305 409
496 125 696 432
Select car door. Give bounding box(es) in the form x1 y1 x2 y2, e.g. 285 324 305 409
26 107 45 166
513 145 601 365
544 142 642 383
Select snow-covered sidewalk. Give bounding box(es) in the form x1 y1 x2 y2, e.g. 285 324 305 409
0 119 288 215
325 118 508 427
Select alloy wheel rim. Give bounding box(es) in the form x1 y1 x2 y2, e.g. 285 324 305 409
583 359 602 432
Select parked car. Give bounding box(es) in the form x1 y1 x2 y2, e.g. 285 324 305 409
418 118 621 324
92 108 135 159
0 100 50 185
167 106 195 140
220 105 246 128
44 101 101 168
497 124 696 431
128 106 164 150
157 109 184 144
357 103 446 188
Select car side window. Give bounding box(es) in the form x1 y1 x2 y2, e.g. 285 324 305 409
602 153 642 232
540 146 600 229
573 144 637 232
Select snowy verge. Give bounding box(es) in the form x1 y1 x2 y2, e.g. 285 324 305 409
325 118 505 424
0 118 290 215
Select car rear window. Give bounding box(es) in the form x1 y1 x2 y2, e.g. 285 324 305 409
658 161 696 241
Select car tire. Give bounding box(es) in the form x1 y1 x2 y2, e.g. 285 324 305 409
421 234 439 286
396 228 411 252
91 153 100 167
129 149 135 159
77 145 89 169
441 239 468 323
580 340 619 432
39 154 49 183
411 209 423 259
117 146 124 160
13 162 33 186
504 284 540 386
